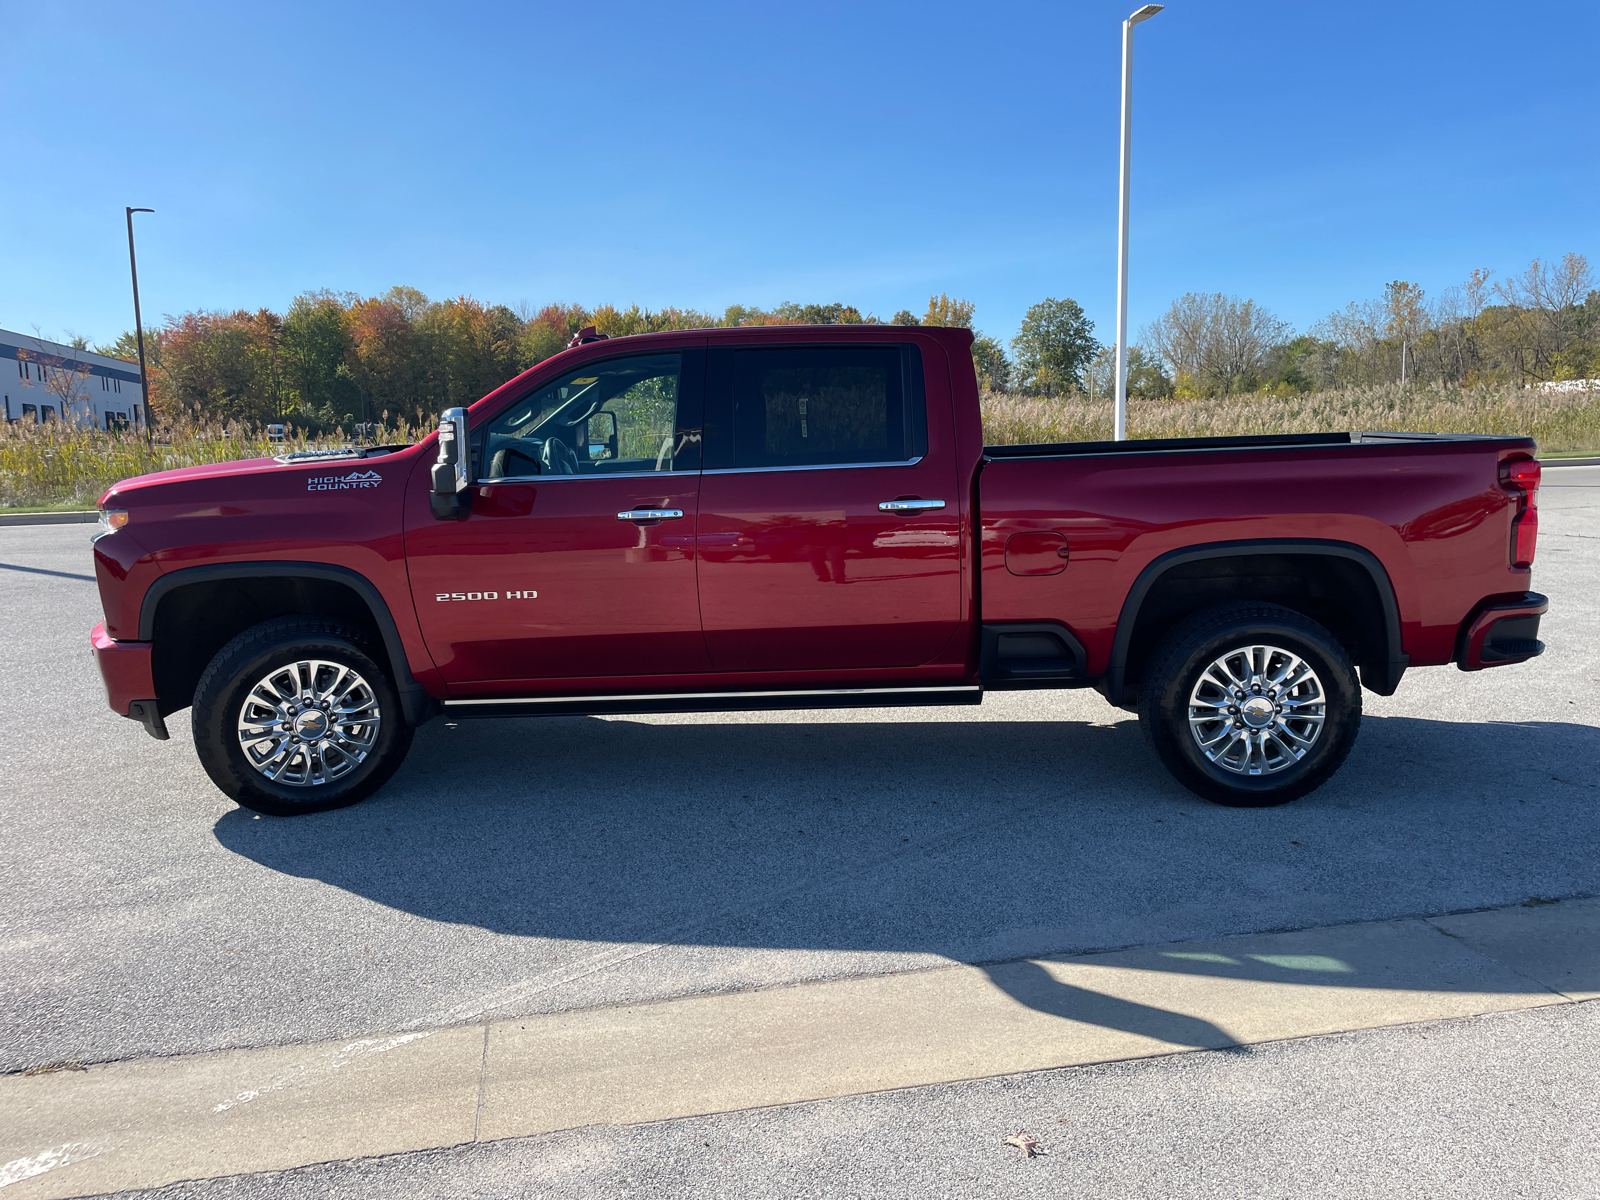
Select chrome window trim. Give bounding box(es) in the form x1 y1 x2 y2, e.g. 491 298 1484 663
476 469 691 485
476 456 922 484
702 456 923 477
444 684 980 708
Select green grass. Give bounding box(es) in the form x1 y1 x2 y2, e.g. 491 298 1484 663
0 501 103 513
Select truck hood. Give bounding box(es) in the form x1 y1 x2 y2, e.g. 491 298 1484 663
102 456 287 501
98 446 426 507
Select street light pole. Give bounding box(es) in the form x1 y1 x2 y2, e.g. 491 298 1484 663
1114 4 1163 442
125 207 155 440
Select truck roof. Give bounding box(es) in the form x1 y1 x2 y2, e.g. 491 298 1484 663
468 322 976 417
562 323 975 348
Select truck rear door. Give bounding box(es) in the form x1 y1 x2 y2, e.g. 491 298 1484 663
695 342 962 671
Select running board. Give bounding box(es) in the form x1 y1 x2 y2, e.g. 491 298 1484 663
440 684 983 719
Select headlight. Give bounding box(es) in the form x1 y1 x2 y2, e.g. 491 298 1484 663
96 509 130 539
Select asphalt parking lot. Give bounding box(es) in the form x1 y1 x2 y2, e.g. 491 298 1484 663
1 466 1596 1197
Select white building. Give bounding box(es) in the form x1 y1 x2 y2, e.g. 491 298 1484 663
2 327 146 430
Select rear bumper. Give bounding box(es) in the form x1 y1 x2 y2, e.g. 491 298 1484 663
90 623 168 739
1456 592 1548 671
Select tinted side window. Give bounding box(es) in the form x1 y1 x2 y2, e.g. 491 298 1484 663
729 346 921 469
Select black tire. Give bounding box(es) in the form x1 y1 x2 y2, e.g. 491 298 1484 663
192 616 414 816
1137 603 1361 808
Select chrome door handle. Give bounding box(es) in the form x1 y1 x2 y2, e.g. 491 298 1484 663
617 508 685 522
878 499 946 512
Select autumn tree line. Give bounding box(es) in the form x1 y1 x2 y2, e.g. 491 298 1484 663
91 251 1595 434
1131 252 1598 400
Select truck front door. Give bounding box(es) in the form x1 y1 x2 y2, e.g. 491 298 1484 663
404 349 708 684
695 343 962 672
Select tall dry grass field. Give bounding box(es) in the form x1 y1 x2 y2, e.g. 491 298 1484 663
1 384 1594 510
981 382 1600 451
0 419 356 510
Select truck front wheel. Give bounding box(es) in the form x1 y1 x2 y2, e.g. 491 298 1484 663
1137 603 1362 808
191 616 414 816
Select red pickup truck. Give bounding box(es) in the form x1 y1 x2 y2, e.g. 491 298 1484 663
89 325 1547 816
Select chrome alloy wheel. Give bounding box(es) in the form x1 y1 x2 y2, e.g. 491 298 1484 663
236 660 382 786
1187 644 1325 776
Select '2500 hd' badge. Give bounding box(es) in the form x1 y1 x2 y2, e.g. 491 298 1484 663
435 590 538 601
308 470 382 491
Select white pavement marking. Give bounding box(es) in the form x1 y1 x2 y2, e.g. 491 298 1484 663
0 1144 104 1190
211 1032 434 1112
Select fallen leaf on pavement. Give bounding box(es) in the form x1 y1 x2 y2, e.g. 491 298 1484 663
1003 1133 1044 1158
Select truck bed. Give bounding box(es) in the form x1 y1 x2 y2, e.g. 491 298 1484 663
976 429 1537 701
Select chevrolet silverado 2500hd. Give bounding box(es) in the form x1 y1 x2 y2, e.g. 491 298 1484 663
89 325 1547 815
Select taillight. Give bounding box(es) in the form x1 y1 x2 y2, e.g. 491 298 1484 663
1501 458 1540 568
1513 507 1538 567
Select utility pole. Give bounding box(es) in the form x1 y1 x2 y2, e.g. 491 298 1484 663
1114 4 1164 441
125 207 155 442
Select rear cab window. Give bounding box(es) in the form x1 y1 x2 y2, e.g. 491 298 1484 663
704 344 927 471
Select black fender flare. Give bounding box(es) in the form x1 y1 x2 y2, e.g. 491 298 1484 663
1106 538 1408 705
138 561 435 726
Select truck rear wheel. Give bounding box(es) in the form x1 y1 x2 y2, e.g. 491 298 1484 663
191 616 414 816
1137 603 1361 808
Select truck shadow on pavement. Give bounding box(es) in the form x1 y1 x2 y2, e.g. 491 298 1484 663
981 959 1239 1050
215 712 1599 1044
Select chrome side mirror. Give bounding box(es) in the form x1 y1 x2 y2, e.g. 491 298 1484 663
429 407 473 521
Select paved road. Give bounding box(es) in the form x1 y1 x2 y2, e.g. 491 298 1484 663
102 1002 1600 1200
1 468 1596 1076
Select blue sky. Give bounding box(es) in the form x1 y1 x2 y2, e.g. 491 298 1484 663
5 1 1596 352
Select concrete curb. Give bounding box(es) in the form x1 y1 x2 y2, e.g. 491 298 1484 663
0 511 97 527
2 896 1596 1199
1544 457 1600 468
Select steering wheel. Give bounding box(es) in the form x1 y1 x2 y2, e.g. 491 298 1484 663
540 436 579 475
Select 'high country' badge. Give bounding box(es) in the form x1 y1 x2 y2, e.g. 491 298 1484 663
308 471 382 492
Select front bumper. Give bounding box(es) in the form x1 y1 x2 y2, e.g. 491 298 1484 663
1456 592 1548 671
90 623 168 739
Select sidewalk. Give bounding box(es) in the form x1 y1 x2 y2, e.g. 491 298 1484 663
4 897 1596 1198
